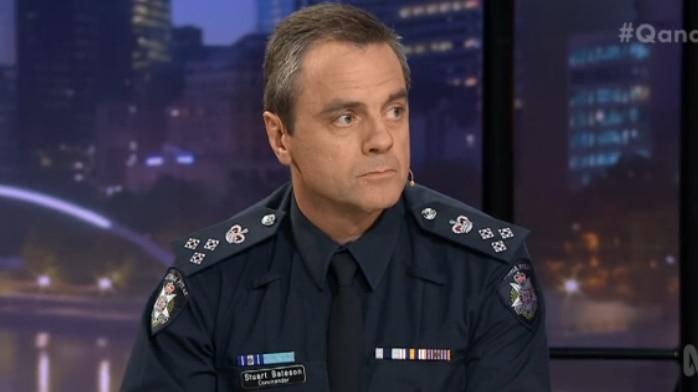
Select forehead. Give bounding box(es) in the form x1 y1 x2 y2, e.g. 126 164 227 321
296 40 406 105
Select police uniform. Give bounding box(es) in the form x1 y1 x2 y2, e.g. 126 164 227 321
120 182 551 391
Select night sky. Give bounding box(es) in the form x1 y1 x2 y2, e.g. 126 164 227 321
0 0 256 65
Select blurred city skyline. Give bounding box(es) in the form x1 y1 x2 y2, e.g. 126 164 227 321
0 0 257 65
0 0 684 390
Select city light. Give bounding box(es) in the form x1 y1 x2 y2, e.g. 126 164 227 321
463 38 480 49
145 156 164 166
465 134 476 148
98 277 112 292
399 1 480 19
99 360 111 392
126 154 137 167
35 332 50 349
37 275 51 288
564 278 580 295
176 154 195 165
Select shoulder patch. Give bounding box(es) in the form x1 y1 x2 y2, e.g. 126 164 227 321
170 207 286 276
497 259 540 329
150 268 189 335
408 200 530 263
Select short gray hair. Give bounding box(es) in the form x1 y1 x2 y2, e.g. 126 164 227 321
263 3 411 134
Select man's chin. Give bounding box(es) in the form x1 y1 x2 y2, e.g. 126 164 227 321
356 187 403 211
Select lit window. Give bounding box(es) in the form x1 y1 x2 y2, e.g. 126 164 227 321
427 4 438 14
464 0 480 9
414 6 425 16
595 109 605 123
464 134 476 148
629 43 650 59
465 77 478 87
399 8 411 18
631 85 650 101
464 38 480 49
440 2 452 12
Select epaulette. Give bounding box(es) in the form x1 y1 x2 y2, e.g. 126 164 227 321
169 206 287 276
404 185 529 263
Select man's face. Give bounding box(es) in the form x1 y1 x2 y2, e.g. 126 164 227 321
270 40 410 214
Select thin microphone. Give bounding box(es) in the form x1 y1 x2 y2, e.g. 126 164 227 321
409 169 415 187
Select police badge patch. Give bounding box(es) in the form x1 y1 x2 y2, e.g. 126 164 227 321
150 268 189 335
498 259 540 328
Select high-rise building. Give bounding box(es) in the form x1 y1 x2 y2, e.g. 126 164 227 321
124 33 286 197
16 0 102 154
566 27 679 191
173 26 205 64
256 0 325 33
0 65 17 180
16 0 172 180
348 0 482 87
104 0 174 155
97 0 172 102
169 26 206 102
345 0 483 170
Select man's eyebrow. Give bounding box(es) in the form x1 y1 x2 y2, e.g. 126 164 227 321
384 89 408 106
318 88 409 116
318 99 364 116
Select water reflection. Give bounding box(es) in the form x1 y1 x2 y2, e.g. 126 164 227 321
0 326 134 392
37 352 48 392
99 360 110 392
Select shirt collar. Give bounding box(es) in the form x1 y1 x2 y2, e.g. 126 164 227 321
290 194 403 291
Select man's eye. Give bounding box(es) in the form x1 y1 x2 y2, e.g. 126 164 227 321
336 114 355 125
389 107 404 118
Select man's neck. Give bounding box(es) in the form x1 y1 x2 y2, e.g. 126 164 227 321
293 189 383 245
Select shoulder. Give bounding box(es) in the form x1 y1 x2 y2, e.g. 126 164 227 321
403 184 530 264
168 184 293 277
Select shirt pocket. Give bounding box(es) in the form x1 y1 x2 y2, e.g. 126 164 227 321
367 357 466 392
218 360 330 391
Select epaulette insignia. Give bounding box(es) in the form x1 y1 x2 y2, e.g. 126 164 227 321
170 207 286 276
409 201 529 263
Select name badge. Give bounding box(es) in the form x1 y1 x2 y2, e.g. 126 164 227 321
241 364 306 390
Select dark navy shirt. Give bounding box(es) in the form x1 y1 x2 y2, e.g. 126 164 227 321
290 192 401 296
120 183 551 391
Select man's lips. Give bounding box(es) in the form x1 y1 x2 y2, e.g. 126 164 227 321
359 169 396 177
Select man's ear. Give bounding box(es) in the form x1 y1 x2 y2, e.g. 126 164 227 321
263 111 292 166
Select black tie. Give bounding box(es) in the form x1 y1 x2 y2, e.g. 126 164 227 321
327 250 364 392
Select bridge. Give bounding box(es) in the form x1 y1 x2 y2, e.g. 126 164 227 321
0 184 174 265
0 184 175 326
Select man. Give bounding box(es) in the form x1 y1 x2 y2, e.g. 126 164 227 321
120 3 551 391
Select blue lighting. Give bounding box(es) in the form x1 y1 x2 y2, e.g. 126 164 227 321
176 154 195 165
146 156 164 166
